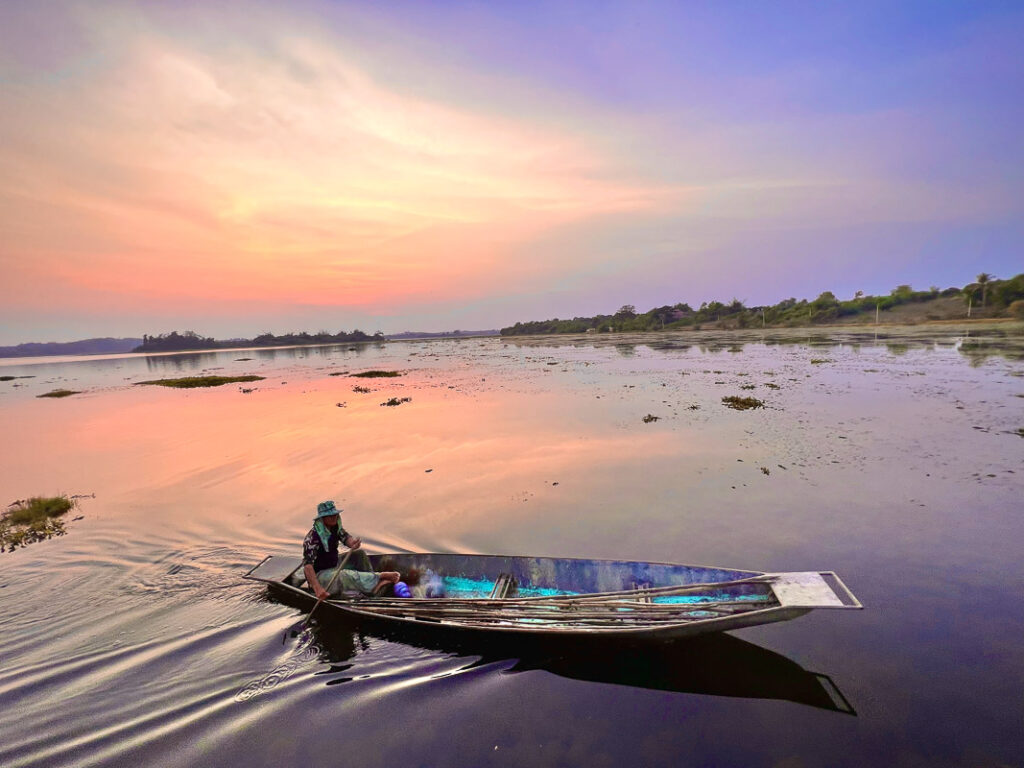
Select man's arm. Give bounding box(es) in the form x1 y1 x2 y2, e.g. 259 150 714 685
304 563 329 600
302 530 331 600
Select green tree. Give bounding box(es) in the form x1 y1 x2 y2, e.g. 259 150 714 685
976 273 992 307
813 291 838 307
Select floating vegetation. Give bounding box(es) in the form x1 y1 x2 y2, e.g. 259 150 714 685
740 384 756 390
135 375 264 388
722 396 765 411
380 397 412 407
1 375 34 382
764 382 781 389
1 496 76 552
1016 428 1024 438
328 372 349 377
642 414 660 423
234 358 253 361
760 466 771 475
352 385 372 393
352 370 402 378
687 404 701 410
37 389 81 398
810 358 833 365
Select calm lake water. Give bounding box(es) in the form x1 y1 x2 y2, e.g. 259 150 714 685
1 327 1022 767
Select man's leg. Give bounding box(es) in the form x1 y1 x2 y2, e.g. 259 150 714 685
348 549 373 572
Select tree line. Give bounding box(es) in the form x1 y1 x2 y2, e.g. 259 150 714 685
134 329 383 352
500 273 1024 336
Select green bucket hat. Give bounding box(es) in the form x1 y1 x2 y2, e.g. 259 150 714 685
315 500 341 519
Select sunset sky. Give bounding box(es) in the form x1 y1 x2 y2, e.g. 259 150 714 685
1 0 1022 344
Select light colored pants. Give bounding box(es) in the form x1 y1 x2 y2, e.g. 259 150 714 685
317 567 380 596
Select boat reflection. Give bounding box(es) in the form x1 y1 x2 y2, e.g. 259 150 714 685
503 633 856 715
270 591 855 715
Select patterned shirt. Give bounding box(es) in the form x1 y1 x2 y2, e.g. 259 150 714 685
302 523 350 573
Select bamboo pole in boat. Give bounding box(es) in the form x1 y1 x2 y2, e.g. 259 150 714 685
350 601 764 624
360 574 774 608
382 609 756 628
353 603 760 619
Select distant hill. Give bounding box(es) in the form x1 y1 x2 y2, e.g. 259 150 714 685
0 337 143 358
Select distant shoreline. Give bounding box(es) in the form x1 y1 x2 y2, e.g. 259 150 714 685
500 277 1024 337
2 320 1018 366
497 317 1023 340
0 330 500 359
0 333 503 364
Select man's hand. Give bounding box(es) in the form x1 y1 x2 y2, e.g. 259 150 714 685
346 536 362 550
315 585 330 601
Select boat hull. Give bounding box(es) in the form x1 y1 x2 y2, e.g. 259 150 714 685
244 553 859 640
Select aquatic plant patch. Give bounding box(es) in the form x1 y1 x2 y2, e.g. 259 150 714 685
1 496 76 552
134 375 265 388
722 396 765 410
381 397 412 406
642 414 660 423
351 370 403 378
37 389 81 398
1 375 35 381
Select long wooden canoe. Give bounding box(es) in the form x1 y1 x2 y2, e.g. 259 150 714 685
243 553 861 639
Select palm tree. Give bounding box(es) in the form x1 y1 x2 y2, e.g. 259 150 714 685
976 273 993 307
963 285 979 317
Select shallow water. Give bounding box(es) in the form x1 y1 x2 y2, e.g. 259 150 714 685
1 327 1022 767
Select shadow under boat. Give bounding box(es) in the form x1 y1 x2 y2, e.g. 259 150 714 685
265 588 856 715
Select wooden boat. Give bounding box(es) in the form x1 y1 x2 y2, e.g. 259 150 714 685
244 553 862 639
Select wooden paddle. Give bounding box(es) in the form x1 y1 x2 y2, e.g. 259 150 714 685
301 546 354 629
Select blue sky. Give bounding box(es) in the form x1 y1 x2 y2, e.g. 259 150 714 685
0 0 1021 343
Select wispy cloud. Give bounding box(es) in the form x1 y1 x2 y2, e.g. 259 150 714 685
0 2 670 316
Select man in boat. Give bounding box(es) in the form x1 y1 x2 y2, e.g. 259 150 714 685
302 500 400 599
